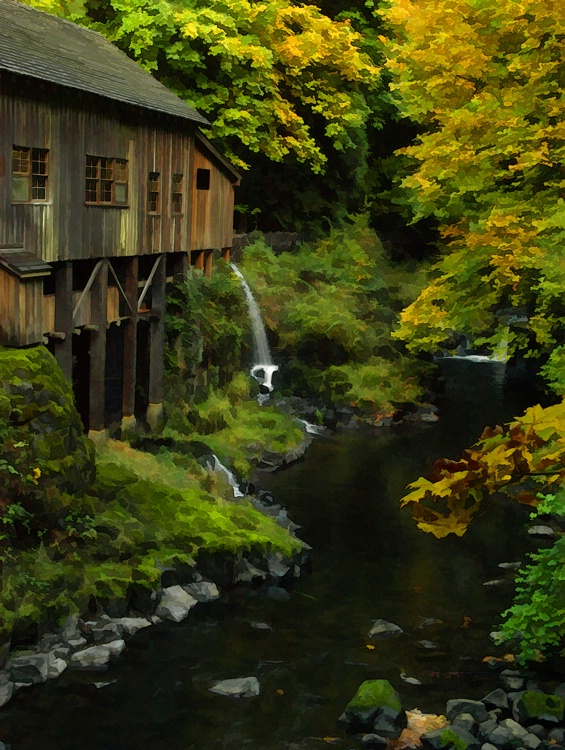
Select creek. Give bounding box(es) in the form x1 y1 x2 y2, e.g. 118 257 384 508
0 360 545 750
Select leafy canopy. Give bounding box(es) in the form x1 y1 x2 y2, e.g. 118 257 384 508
26 0 380 173
381 0 565 390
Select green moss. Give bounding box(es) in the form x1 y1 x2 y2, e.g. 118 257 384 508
520 691 564 721
346 680 402 713
439 729 469 750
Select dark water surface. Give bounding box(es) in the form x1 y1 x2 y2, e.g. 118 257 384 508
0 361 546 750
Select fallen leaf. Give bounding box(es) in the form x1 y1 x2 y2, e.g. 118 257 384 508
365 644 376 650
461 615 472 628
276 688 285 695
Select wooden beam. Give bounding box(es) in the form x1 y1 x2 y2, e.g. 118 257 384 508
54 261 73 380
137 255 162 312
88 258 108 437
121 256 138 434
147 254 166 430
204 250 213 278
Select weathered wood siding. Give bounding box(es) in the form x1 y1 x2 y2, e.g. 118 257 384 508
0 76 210 263
190 144 236 252
0 268 44 345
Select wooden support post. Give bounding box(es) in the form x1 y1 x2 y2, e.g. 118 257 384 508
194 250 204 271
147 255 166 431
221 247 231 263
173 252 189 278
121 257 138 435
88 258 108 441
204 250 213 278
54 261 73 381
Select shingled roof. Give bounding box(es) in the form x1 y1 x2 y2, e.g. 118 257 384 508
0 0 209 125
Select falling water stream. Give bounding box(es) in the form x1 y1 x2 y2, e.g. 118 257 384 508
230 263 279 398
0 360 545 750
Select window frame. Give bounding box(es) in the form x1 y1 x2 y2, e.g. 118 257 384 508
85 155 129 207
196 168 211 191
147 171 161 215
12 146 49 203
171 172 183 215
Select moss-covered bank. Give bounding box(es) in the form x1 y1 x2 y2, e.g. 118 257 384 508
0 346 303 639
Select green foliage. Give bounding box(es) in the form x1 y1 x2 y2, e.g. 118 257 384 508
381 0 565 391
0 346 95 543
239 215 429 412
401 399 565 662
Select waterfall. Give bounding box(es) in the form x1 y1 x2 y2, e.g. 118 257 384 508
231 263 279 400
206 454 245 498
441 327 510 364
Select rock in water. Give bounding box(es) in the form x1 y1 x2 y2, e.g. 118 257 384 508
339 679 406 735
512 691 565 724
209 676 260 698
368 619 404 638
155 585 198 623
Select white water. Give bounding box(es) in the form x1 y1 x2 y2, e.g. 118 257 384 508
441 329 509 364
231 263 279 397
296 418 327 436
206 454 244 498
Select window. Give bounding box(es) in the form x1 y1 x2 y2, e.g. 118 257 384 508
12 146 49 202
172 173 183 215
196 168 210 191
85 156 128 205
148 172 160 214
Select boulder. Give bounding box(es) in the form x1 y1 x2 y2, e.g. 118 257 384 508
512 691 564 725
452 714 477 733
266 586 291 602
110 617 152 637
234 558 267 584
362 734 388 748
0 680 14 707
527 526 556 537
368 620 404 638
340 679 405 734
209 676 260 698
69 640 125 670
446 699 489 724
155 586 198 623
83 618 124 644
182 581 220 603
266 554 291 580
528 725 547 740
482 688 510 711
421 726 479 750
417 640 439 650
6 651 67 685
500 670 526 692
487 718 541 748
548 729 565 744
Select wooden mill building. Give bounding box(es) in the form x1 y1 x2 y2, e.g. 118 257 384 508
0 0 241 438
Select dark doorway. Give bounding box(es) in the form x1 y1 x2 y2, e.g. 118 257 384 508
105 322 125 427
72 329 91 432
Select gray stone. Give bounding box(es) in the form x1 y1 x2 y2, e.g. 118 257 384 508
421 726 479 750
266 586 291 602
69 640 125 669
266 554 291 579
500 670 526 692
446 699 489 724
59 615 81 640
512 691 564 725
368 619 404 638
483 688 510 710
362 733 388 748
553 685 565 702
0 680 14 707
182 581 220 603
481 744 498 750
418 618 444 629
498 562 523 570
209 676 260 698
110 617 152 637
372 706 407 738
250 621 271 631
548 729 565 744
6 652 66 685
417 640 439 650
527 526 556 537
234 558 267 583
66 637 87 650
453 713 477 733
483 579 505 587
488 718 540 748
83 619 124 644
528 725 547 740
478 717 499 743
155 585 198 623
